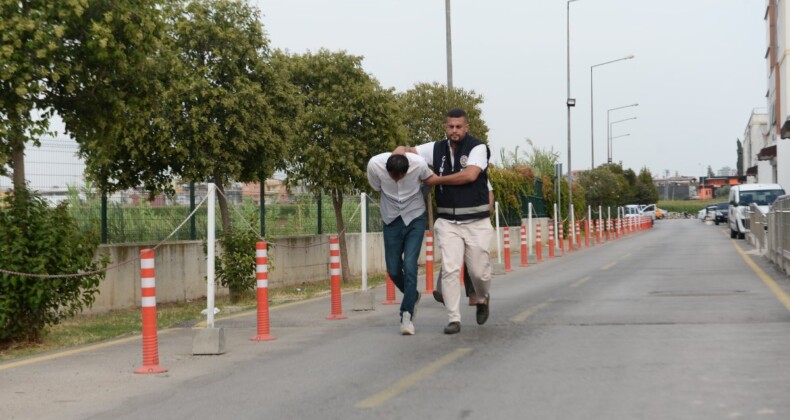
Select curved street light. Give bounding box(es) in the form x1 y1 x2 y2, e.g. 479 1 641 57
590 55 634 168
607 104 638 163
609 116 637 164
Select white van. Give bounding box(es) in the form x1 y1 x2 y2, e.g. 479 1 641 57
728 183 785 239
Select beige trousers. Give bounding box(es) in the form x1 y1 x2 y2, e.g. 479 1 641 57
435 217 494 323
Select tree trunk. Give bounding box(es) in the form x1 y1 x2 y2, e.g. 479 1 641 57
10 126 26 191
214 174 232 233
330 190 351 283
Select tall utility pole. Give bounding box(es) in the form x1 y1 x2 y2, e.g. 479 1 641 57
445 0 453 89
566 0 578 242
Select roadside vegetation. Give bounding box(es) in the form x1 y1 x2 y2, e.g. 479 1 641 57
658 199 721 214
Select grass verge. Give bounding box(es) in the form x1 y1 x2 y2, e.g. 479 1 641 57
0 273 388 362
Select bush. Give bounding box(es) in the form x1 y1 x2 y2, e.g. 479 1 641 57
0 189 106 347
214 223 260 303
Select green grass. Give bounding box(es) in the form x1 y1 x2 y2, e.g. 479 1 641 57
658 199 723 214
0 273 388 362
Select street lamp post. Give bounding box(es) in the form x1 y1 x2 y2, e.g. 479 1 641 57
590 55 634 169
606 103 638 164
566 0 578 243
608 117 637 164
445 0 453 89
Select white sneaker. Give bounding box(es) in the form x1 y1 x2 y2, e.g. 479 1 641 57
400 312 415 335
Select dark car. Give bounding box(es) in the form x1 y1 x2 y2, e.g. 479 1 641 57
714 202 729 225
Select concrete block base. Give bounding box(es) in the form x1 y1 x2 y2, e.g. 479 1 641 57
192 327 226 355
492 262 506 275
352 289 375 311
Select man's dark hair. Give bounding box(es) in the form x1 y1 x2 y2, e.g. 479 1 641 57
386 154 409 176
446 108 468 119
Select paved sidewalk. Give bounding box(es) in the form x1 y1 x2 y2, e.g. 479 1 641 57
0 285 413 420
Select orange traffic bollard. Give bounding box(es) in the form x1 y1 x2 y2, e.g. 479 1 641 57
383 273 399 305
520 225 528 267
327 236 347 319
423 231 435 294
536 223 543 262
503 226 512 272
251 242 275 341
135 249 167 374
576 221 582 250
548 222 555 259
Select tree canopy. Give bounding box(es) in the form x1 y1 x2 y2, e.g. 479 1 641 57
397 82 488 145
278 48 404 280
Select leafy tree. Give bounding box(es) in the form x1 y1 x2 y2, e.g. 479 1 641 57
47 0 172 194
736 138 743 176
706 165 715 178
0 189 106 347
634 167 659 204
161 0 296 232
279 49 404 282
578 167 625 208
1 0 79 187
397 82 488 144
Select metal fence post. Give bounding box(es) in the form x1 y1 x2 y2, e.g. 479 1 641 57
317 193 323 235
101 193 108 244
189 182 196 240
260 182 265 238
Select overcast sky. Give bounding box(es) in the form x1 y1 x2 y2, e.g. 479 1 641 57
254 0 765 178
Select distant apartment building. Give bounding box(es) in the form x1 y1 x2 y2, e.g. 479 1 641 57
762 0 790 190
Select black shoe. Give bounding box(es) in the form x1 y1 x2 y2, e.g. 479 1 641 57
432 290 444 304
444 321 461 334
476 295 489 325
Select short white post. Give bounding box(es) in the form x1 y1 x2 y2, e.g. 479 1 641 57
495 201 502 263
553 203 559 245
206 182 216 328
361 193 367 290
528 202 534 256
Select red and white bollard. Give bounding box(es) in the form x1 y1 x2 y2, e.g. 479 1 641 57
383 273 399 305
595 219 603 244
504 226 512 272
584 219 590 247
520 224 528 267
422 231 435 294
566 223 574 253
251 241 275 341
327 236 347 319
576 221 582 250
135 249 167 374
548 222 555 259
559 224 565 255
536 224 543 262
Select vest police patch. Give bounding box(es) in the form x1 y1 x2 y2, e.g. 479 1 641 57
460 155 468 167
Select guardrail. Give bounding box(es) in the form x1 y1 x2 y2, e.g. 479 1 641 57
747 203 768 252
762 195 790 275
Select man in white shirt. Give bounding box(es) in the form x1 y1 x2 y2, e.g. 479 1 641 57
367 152 434 335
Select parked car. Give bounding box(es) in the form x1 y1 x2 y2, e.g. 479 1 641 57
713 202 729 225
703 204 717 222
728 183 786 239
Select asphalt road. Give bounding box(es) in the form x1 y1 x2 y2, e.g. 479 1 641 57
3 219 790 420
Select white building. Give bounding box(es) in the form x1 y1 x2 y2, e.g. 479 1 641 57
764 0 790 190
742 109 773 183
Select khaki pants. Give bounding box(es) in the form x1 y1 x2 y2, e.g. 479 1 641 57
435 217 494 323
